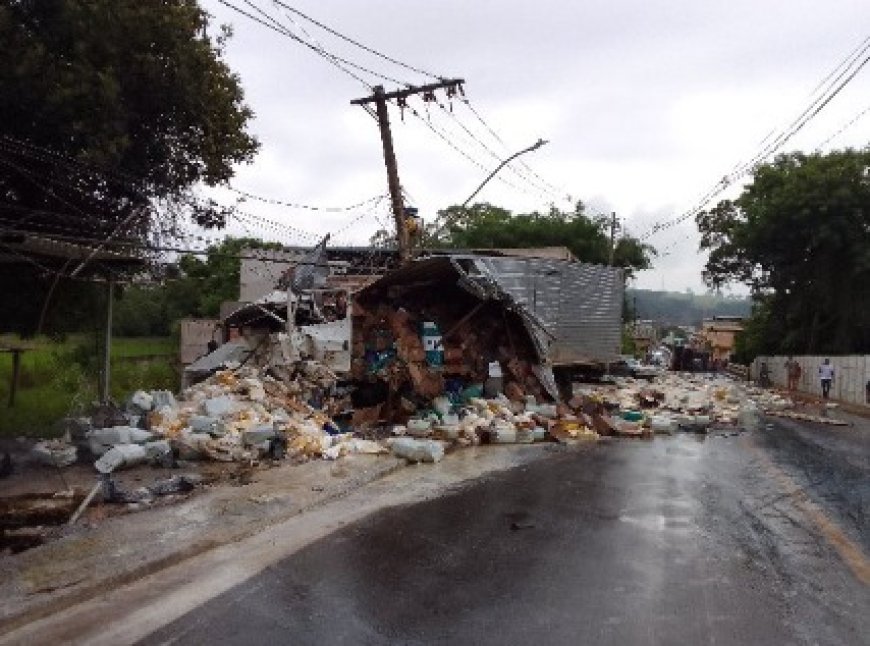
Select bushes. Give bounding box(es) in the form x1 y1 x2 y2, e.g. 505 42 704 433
0 336 177 437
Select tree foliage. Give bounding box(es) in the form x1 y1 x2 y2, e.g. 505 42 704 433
113 237 285 336
0 0 258 241
423 201 655 278
697 149 870 355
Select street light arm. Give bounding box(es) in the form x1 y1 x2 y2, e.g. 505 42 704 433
460 138 548 208
429 138 549 244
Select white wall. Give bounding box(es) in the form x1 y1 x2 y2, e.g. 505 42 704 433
239 248 307 303
751 355 870 406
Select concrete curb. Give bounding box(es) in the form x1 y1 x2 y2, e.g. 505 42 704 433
0 455 406 636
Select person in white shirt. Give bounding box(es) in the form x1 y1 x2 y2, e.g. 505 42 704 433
818 359 835 399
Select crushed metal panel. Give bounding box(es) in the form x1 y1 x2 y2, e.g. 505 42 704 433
239 248 307 302
291 237 330 293
183 340 251 374
451 257 553 363
531 364 560 400
451 255 623 365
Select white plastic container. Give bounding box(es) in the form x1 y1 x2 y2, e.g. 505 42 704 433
406 418 433 437
650 416 677 433
492 424 517 443
391 438 445 463
94 443 148 473
516 428 535 443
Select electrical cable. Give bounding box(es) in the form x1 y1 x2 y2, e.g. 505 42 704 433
815 104 870 149
220 0 399 88
725 49 870 184
459 96 564 195
2 134 380 249
226 185 385 211
271 0 444 80
404 104 531 197
433 101 559 201
637 39 870 242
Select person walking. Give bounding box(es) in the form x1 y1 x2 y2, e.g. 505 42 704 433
818 358 835 399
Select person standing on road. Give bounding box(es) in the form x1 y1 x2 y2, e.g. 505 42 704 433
785 357 802 391
819 358 835 399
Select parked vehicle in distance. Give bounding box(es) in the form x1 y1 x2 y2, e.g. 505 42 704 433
610 355 661 380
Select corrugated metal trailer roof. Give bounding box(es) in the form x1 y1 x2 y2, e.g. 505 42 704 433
446 255 624 366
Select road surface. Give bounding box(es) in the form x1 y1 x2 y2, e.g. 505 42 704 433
141 415 869 645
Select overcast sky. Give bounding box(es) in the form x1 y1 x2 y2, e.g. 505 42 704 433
197 0 870 293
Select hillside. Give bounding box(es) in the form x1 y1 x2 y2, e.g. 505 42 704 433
628 289 751 326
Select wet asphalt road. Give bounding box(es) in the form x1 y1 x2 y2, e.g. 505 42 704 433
143 418 869 646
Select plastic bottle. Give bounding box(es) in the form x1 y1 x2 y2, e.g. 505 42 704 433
421 322 443 367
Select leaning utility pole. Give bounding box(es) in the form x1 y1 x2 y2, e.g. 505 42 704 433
351 78 464 262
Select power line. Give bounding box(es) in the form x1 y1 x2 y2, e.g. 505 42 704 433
2 134 381 251
0 227 392 267
404 104 531 197
2 134 382 227
459 96 565 196
233 0 374 85
220 0 403 88
806 35 870 101
226 185 385 211
637 37 870 242
432 101 559 201
236 2 565 207
726 50 870 184
816 104 870 149
271 0 443 81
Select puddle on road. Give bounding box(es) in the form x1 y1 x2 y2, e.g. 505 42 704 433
618 513 695 533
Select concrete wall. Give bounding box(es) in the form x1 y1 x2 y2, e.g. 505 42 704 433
239 249 307 303
179 318 222 365
751 355 870 406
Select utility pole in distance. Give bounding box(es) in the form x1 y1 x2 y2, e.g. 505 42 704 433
609 211 619 266
352 78 464 262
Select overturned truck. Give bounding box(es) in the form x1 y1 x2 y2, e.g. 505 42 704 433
204 252 623 417
351 254 624 407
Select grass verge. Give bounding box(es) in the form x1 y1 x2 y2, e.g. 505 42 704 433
0 336 177 438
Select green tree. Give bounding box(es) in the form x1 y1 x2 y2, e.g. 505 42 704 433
0 0 258 242
427 201 654 278
697 149 870 356
176 237 285 317
112 237 285 336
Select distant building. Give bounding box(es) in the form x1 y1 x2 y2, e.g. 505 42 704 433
629 319 657 357
699 316 744 363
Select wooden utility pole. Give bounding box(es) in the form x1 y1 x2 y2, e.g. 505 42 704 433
352 78 464 262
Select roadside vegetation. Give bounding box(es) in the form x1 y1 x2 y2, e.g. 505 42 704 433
0 336 176 438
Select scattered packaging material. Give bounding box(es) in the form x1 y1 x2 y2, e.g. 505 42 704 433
86 427 154 456
95 444 148 474
390 438 445 463
31 440 78 467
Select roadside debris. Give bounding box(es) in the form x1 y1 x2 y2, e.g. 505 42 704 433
31 440 77 468
764 410 850 426
389 438 446 463
101 474 202 504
